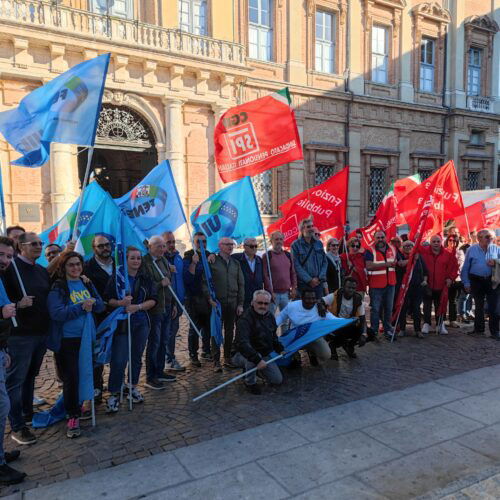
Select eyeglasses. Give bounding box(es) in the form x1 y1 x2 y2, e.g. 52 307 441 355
351 245 361 249
22 241 43 247
329 244 339 247
314 233 321 237
66 262 82 268
245 244 258 249
403 245 413 249
221 243 234 246
95 243 111 249
255 301 270 306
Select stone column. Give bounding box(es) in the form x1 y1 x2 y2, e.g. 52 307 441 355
347 125 362 229
448 0 467 109
398 131 411 178
399 4 414 103
492 1 500 114
50 143 80 222
163 98 187 239
286 0 307 85
348 0 364 95
288 121 304 197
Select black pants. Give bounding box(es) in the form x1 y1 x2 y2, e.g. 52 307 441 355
211 302 237 363
55 338 81 418
470 275 499 336
186 296 212 360
326 322 362 349
448 282 462 322
423 289 441 324
399 285 423 332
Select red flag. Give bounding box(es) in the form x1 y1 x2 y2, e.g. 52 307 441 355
394 174 422 224
267 168 349 247
437 286 449 317
398 161 465 241
454 192 500 235
214 88 303 183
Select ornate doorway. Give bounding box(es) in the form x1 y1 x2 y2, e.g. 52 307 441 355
78 104 158 197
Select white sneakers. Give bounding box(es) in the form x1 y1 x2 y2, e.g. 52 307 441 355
439 323 449 335
422 322 448 335
422 323 430 334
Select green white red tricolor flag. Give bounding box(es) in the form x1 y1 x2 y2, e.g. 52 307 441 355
214 88 303 183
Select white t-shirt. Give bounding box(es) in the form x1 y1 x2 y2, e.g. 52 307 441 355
323 292 365 318
276 300 336 328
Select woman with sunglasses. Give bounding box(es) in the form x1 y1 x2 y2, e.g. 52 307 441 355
444 233 464 328
47 252 104 439
104 247 157 412
340 237 367 297
325 238 343 294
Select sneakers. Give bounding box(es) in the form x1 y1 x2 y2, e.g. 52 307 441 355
4 450 20 463
223 359 238 369
80 403 92 421
167 359 186 372
214 362 223 373
158 372 177 382
448 321 459 328
11 427 36 445
416 331 424 338
144 379 165 390
0 464 26 485
342 344 357 358
94 388 103 404
200 352 213 361
244 383 262 395
32 395 46 407
106 395 120 413
66 417 81 439
190 357 202 368
422 323 430 334
128 387 145 404
439 324 449 335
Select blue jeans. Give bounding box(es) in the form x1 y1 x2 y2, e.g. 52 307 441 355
0 351 10 465
458 289 473 317
166 310 182 364
369 285 395 334
146 308 171 381
270 292 290 332
108 322 150 393
6 335 47 432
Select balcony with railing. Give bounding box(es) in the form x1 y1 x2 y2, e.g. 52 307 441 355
467 95 495 114
0 0 246 67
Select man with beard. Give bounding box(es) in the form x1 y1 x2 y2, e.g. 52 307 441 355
0 237 26 484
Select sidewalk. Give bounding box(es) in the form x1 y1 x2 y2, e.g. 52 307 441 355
6 362 500 500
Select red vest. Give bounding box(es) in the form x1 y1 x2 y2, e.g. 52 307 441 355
367 244 397 288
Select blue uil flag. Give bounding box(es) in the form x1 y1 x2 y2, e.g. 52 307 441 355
0 53 110 167
190 177 263 252
115 160 187 237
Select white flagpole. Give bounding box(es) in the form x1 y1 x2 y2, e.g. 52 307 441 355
192 353 284 402
127 312 133 411
11 259 27 296
0 161 7 235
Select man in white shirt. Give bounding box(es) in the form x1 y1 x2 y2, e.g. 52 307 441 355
276 287 332 364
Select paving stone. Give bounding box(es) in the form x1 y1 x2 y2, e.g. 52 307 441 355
355 441 494 500
257 431 400 494
444 388 500 425
435 364 500 395
455 423 500 461
364 407 484 454
144 463 288 500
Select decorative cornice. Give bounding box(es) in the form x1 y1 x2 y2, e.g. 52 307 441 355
412 2 451 24
464 15 499 34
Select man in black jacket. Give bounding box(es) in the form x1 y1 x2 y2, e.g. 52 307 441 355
0 236 26 484
231 290 284 395
232 238 264 309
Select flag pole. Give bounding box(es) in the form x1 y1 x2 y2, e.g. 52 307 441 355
151 260 203 339
11 259 27 296
192 353 284 402
127 312 133 411
0 161 7 235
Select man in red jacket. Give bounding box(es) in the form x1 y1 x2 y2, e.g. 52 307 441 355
420 235 458 335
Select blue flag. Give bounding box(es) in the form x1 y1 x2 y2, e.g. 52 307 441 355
0 278 13 307
199 241 223 346
0 54 110 167
115 160 187 237
190 177 263 252
32 394 66 429
95 307 127 365
37 181 108 266
75 188 147 261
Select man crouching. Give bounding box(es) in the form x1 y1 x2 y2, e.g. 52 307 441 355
232 290 284 395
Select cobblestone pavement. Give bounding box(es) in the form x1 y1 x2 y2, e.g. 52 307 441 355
2 318 500 496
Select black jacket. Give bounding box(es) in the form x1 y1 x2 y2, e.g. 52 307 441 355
326 256 343 293
83 256 115 297
233 307 283 364
232 253 264 308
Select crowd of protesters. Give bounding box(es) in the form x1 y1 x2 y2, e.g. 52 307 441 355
0 220 498 485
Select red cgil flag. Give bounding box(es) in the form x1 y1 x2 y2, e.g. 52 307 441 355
267 167 349 247
398 161 465 241
214 88 303 183
454 192 500 236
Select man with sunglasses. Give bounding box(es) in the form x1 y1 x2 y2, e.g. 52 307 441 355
183 232 213 367
3 232 50 445
462 229 500 339
232 290 284 395
83 235 115 402
232 238 264 310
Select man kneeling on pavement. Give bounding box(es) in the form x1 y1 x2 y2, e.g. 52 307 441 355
321 277 367 359
232 290 284 395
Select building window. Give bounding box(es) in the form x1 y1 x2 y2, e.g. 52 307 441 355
467 48 482 96
249 0 272 61
369 167 386 213
420 38 435 92
467 170 480 190
92 0 133 19
315 164 336 185
470 130 484 146
371 25 388 83
418 168 434 181
252 171 273 215
315 11 335 73
179 0 207 35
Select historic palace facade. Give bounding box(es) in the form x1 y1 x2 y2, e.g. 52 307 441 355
0 0 499 235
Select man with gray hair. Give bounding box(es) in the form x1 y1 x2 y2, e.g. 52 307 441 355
461 229 500 338
232 290 284 395
291 218 327 299
232 237 264 309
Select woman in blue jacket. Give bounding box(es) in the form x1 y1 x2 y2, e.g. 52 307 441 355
104 246 157 412
47 251 104 439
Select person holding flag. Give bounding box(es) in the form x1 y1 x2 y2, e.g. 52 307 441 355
341 237 367 296
46 252 104 438
104 247 158 411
